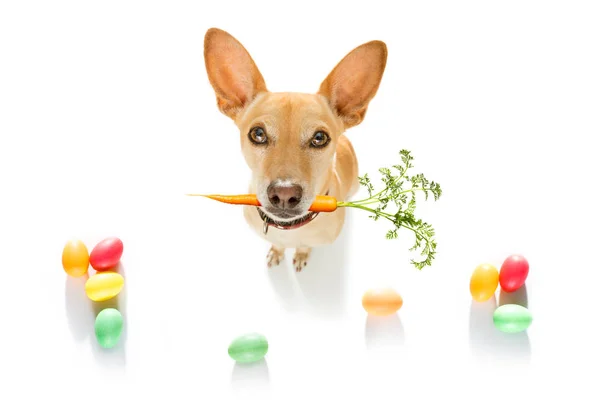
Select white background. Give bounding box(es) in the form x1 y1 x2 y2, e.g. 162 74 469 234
1 1 599 399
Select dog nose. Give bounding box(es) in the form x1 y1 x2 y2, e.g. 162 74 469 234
267 183 303 209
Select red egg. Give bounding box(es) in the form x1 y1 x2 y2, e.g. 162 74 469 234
499 254 529 292
89 237 123 271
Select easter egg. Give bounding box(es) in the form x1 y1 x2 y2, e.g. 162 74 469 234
85 271 124 301
89 237 123 271
95 308 123 349
362 287 403 316
493 304 532 333
228 333 268 363
469 263 499 302
499 254 529 292
61 239 90 277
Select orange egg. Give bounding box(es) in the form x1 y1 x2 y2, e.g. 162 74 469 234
62 239 90 277
469 263 499 302
362 287 403 316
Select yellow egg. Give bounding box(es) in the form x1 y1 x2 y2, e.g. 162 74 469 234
469 263 499 302
85 271 124 302
362 287 403 316
62 239 89 277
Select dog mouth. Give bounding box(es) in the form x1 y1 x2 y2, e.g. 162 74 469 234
257 190 328 234
257 208 319 233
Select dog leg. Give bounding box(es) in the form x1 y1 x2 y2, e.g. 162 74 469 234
293 247 312 272
266 245 285 268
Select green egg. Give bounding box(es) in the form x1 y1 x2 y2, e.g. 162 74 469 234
493 304 532 333
228 333 268 363
95 308 123 349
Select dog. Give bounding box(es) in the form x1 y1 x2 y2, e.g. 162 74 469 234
203 28 387 271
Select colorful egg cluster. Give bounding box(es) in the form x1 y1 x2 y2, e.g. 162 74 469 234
62 236 125 348
469 254 532 333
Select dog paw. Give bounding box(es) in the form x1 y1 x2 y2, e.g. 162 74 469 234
266 246 284 268
293 248 311 272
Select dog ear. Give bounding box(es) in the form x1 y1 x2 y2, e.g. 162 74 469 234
318 40 387 129
204 28 267 120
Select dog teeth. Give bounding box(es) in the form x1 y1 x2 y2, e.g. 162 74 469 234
257 207 318 231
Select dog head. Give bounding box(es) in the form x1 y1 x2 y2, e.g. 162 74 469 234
203 28 387 225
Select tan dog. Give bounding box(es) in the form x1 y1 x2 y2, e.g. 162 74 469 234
203 28 387 271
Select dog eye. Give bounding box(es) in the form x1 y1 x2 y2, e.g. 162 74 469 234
249 127 268 144
310 131 330 148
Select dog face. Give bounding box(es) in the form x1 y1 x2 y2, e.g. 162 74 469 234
204 28 387 223
234 92 342 221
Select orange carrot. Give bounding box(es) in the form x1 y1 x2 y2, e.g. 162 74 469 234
308 195 338 212
186 193 338 212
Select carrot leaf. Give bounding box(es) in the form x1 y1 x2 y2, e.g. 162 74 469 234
338 149 442 269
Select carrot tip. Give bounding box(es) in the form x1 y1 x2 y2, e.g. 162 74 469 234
187 193 261 207
187 193 339 211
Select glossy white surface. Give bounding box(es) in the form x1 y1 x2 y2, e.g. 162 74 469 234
1 1 599 399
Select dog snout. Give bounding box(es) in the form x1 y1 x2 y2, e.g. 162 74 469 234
267 182 303 210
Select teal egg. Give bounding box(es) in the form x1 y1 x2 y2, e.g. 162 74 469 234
228 333 268 363
493 304 532 333
94 308 123 349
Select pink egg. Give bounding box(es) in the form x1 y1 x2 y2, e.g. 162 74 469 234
89 237 123 272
